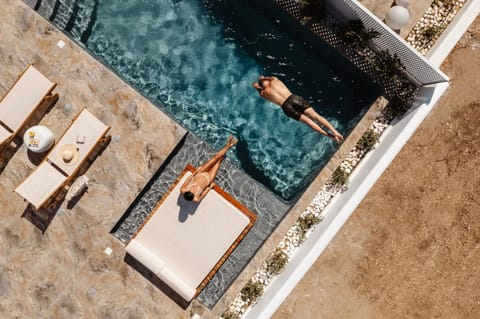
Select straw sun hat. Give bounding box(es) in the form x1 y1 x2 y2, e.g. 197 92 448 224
59 144 79 165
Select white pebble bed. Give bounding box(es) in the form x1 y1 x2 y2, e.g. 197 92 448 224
406 0 467 54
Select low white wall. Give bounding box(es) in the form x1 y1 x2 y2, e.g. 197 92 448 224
242 2 479 317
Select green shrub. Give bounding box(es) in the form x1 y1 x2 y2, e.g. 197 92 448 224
373 49 406 80
385 95 411 118
420 24 446 42
240 279 264 302
357 129 380 152
331 166 348 187
418 23 447 50
337 20 380 52
265 249 289 275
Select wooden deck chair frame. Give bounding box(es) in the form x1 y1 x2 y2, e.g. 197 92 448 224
0 64 58 157
15 107 110 211
128 164 256 300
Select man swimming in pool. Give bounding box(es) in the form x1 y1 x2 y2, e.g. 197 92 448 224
252 76 344 142
180 135 237 203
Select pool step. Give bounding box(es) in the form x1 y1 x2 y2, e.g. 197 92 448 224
52 0 77 30
21 0 98 44
69 0 99 43
35 0 56 19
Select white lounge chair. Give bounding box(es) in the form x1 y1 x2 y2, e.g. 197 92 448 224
15 108 110 210
126 165 256 301
0 65 57 154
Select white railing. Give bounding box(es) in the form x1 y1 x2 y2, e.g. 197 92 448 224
328 0 449 85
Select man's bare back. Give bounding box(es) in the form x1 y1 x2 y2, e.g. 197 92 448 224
252 76 292 106
252 76 344 142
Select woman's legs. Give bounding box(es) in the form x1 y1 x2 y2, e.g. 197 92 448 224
206 155 224 182
196 135 237 174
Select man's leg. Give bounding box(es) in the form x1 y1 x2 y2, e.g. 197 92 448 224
303 108 343 137
298 114 330 137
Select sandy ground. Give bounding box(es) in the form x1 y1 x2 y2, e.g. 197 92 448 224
273 16 480 319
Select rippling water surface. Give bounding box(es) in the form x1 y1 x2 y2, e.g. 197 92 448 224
86 0 380 200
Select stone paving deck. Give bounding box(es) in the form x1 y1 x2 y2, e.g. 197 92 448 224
0 1 191 318
0 0 437 318
0 1 297 318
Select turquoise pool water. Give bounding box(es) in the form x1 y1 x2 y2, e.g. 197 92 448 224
84 0 380 200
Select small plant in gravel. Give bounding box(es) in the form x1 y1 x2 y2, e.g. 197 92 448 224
331 166 348 187
337 20 380 52
265 248 289 275
420 24 446 41
221 309 241 319
357 129 380 152
297 213 321 239
240 279 264 303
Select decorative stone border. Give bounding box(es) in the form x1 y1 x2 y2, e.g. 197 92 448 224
221 0 468 318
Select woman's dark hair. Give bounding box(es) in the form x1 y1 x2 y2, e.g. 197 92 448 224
183 191 195 201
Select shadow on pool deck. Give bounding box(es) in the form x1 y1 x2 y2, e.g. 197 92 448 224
124 253 191 310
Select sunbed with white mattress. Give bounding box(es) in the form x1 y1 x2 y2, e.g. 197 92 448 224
0 65 56 148
126 165 256 301
15 108 110 210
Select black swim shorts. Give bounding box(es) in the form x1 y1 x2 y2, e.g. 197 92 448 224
281 94 311 121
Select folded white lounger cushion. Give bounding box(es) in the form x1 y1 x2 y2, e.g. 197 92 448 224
158 266 197 301
125 239 165 276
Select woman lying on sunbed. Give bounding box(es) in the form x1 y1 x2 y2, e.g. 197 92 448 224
180 135 237 202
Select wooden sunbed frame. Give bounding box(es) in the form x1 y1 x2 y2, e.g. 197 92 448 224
129 164 257 299
15 107 110 211
0 64 58 156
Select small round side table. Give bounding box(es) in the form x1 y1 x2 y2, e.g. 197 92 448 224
23 125 55 153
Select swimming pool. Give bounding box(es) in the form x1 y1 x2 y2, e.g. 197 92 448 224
79 0 380 200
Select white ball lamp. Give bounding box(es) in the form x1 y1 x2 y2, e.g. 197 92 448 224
385 6 410 30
